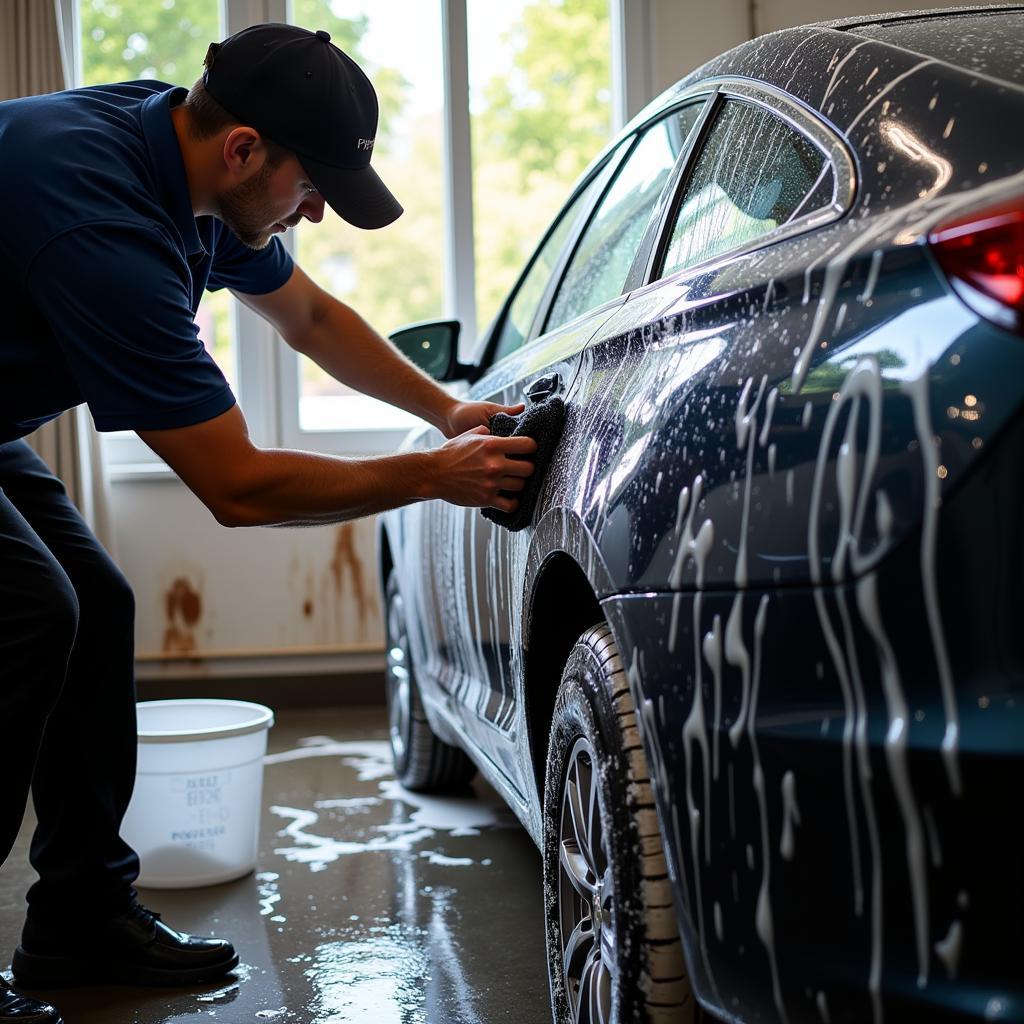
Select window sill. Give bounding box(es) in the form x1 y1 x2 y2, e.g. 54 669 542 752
107 461 177 483
105 426 420 483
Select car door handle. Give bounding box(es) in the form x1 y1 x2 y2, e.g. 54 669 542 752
524 372 562 403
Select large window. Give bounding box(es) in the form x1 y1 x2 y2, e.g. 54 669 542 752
468 0 611 334
291 0 611 431
66 0 617 467
290 0 442 433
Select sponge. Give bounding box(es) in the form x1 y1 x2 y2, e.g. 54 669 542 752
482 395 566 532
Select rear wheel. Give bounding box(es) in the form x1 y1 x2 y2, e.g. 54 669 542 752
543 624 692 1023
384 571 476 792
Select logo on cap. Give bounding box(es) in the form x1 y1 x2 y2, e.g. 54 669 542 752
356 138 375 151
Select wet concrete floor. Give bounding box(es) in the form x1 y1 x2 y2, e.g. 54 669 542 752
0 707 551 1023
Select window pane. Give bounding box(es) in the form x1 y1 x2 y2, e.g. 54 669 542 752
490 163 612 365
290 1 441 432
78 1 237 391
546 105 700 334
661 100 829 278
193 286 237 392
79 0 218 85
469 0 612 336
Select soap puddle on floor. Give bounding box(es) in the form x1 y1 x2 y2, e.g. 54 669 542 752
264 737 518 873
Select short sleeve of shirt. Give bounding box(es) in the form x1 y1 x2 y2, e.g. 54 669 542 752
27 220 237 432
206 223 294 295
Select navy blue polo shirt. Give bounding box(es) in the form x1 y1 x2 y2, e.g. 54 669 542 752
0 81 294 444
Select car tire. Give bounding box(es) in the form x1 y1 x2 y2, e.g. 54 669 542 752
543 624 692 1023
384 571 476 792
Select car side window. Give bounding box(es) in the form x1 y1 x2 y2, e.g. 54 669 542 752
660 99 834 277
544 105 702 335
490 162 615 365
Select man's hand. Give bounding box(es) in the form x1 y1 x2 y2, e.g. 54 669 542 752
431 426 537 513
443 400 526 439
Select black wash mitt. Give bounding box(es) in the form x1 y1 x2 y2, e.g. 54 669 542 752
482 395 566 532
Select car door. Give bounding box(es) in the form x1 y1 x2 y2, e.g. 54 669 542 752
438 101 708 792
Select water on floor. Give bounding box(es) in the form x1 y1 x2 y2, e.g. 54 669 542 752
0 707 551 1023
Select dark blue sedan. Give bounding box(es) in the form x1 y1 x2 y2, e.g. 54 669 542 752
378 7 1024 1022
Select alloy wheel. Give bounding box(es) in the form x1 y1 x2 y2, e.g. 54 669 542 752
385 587 411 764
558 735 615 1024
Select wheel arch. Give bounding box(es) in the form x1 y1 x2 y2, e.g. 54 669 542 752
377 515 395 594
522 551 604 811
521 508 619 812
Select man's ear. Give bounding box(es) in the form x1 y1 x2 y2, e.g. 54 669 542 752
222 126 263 176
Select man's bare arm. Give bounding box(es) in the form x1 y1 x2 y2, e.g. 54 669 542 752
138 405 536 528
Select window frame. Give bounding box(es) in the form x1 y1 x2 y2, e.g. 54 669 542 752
643 77 857 288
474 94 714 377
539 99 708 339
472 137 631 374
281 0 471 452
53 1 637 470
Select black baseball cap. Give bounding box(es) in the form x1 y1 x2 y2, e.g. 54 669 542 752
202 22 402 230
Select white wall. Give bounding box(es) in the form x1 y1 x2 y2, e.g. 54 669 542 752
624 0 964 120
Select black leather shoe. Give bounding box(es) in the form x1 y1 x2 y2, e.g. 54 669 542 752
11 904 238 989
0 977 63 1023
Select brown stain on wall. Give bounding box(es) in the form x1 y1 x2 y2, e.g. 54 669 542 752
329 522 369 631
304 568 317 630
163 576 203 654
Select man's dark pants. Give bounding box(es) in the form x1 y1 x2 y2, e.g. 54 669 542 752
0 439 139 925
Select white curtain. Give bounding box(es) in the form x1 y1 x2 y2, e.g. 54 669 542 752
1 0 114 552
0 0 69 102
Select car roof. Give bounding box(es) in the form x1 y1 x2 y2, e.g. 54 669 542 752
806 1 1023 32
836 4 1024 88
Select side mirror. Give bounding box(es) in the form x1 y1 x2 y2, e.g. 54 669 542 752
389 317 477 382
388 319 470 382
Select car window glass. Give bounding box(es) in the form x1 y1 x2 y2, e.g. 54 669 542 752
545 105 702 334
661 100 832 277
490 160 616 365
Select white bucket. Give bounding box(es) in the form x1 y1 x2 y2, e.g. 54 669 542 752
121 699 275 889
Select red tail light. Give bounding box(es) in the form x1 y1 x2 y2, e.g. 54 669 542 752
929 199 1024 334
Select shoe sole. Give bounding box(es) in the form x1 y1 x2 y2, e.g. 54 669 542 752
10 946 240 990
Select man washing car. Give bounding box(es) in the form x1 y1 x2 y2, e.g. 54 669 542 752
0 22 535 1023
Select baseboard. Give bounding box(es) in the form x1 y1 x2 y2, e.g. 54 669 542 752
135 646 385 680
136 669 386 709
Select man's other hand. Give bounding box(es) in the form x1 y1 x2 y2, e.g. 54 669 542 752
433 426 537 513
443 400 526 439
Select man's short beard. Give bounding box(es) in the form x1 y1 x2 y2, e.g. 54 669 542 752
215 162 278 250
